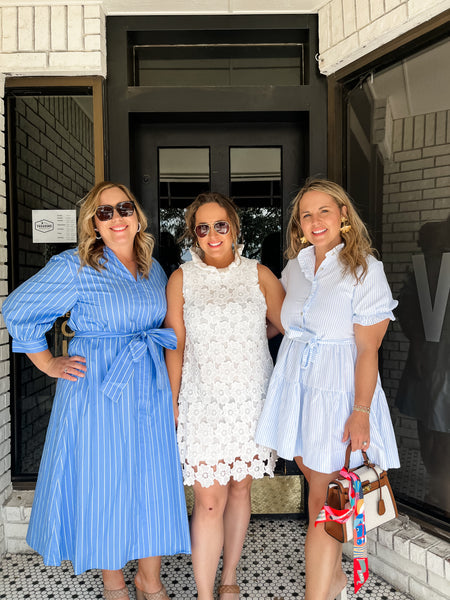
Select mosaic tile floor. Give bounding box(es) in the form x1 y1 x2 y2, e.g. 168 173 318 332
0 518 412 600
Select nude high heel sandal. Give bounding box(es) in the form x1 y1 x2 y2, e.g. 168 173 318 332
335 587 347 600
103 586 129 599
135 584 169 600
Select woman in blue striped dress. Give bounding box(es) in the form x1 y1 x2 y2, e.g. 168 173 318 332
2 182 190 600
255 179 400 600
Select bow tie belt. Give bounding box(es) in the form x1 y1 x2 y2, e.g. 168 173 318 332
285 328 353 368
74 329 177 403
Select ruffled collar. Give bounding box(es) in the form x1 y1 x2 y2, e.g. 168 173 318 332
190 244 244 272
297 242 344 281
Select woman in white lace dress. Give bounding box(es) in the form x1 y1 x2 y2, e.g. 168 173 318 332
165 192 285 600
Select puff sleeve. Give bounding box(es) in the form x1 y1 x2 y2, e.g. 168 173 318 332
352 258 398 326
2 251 79 353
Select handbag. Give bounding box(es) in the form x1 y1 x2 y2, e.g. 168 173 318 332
324 444 398 543
315 445 398 592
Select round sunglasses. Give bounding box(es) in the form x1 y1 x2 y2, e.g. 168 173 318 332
195 220 230 238
95 201 136 222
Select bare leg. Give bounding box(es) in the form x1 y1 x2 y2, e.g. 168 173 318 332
191 480 229 600
135 556 165 595
220 475 253 598
102 569 128 597
295 457 346 600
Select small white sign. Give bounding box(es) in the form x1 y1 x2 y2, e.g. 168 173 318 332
32 210 77 244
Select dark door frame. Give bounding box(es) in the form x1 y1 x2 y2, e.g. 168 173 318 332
105 14 327 188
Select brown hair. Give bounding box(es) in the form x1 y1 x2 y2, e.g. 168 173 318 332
77 181 154 278
286 179 374 281
181 192 241 258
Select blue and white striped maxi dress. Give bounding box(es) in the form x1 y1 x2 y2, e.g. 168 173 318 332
255 243 401 474
2 248 191 574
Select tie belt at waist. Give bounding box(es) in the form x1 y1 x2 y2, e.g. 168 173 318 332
285 327 353 369
74 329 177 402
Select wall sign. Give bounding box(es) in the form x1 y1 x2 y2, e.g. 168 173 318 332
32 210 77 243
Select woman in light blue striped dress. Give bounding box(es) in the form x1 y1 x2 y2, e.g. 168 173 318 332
255 179 400 600
2 182 190 600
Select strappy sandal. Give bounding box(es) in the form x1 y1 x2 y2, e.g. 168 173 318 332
218 584 240 598
103 586 129 599
135 583 169 600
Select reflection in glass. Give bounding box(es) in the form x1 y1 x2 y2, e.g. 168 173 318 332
135 42 304 87
8 94 95 476
393 216 450 519
159 148 210 273
230 147 282 274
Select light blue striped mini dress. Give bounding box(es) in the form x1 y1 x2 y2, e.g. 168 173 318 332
2 248 191 574
255 243 401 473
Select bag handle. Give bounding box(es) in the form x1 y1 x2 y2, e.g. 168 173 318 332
343 444 386 516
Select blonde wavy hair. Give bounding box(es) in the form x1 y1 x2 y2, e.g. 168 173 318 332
180 192 241 259
286 179 374 281
77 181 154 278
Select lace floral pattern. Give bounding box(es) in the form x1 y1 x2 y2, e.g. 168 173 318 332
177 248 276 488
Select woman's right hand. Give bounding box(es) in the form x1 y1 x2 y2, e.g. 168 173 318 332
44 355 87 381
26 350 87 381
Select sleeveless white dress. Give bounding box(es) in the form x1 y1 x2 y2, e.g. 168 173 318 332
177 247 276 488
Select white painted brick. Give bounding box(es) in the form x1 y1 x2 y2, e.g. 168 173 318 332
385 0 401 9
378 518 404 548
84 34 102 51
342 0 356 38
427 542 450 578
425 113 436 147
68 5 84 51
48 51 103 70
423 144 450 157
85 17 101 35
436 176 450 187
400 157 434 171
330 0 344 46
393 523 422 559
370 0 385 20
378 539 428 581
435 197 450 210
318 3 331 53
51 5 67 51
1 53 47 71
445 557 450 582
414 114 425 148
34 6 50 52
2 7 18 53
424 165 450 178
410 576 450 600
4 521 28 539
84 4 102 19
18 6 33 52
320 33 359 68
436 111 447 145
392 119 403 152
6 537 34 554
365 553 410 590
359 5 408 46
355 0 370 29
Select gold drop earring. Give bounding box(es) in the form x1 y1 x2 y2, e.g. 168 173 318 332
340 217 351 234
300 235 307 244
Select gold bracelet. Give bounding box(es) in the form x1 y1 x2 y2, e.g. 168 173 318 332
353 404 370 414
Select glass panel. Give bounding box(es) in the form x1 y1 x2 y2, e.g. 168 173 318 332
230 147 282 276
158 147 210 275
135 44 303 87
8 94 95 477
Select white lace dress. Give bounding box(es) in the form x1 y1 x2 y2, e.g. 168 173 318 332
177 247 276 488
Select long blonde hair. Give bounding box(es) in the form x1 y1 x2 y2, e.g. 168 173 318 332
180 192 241 258
286 179 374 281
77 181 154 278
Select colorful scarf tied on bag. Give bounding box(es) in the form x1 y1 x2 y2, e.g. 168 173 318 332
315 468 369 593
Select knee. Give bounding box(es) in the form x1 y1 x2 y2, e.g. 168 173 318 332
228 478 252 502
194 494 226 518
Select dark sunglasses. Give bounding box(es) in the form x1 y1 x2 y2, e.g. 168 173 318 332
195 220 230 238
95 201 136 222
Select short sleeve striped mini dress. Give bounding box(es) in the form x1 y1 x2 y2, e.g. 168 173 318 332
255 243 401 473
2 248 191 574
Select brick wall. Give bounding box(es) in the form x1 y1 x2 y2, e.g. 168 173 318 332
317 0 450 76
0 2 106 76
11 95 94 475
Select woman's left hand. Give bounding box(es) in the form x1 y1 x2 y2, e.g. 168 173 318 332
342 411 370 452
